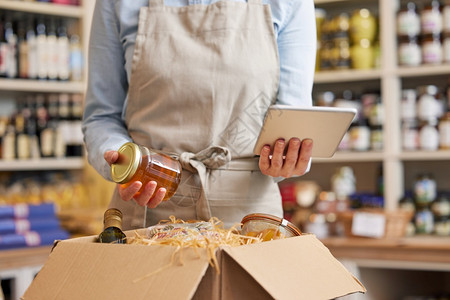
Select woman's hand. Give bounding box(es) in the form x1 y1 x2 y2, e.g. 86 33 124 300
258 138 313 178
104 150 166 208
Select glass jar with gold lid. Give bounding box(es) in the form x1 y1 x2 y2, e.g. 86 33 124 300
111 142 182 201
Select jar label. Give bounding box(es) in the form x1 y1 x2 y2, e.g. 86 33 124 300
422 41 443 64
397 12 421 36
399 43 422 66
421 10 443 34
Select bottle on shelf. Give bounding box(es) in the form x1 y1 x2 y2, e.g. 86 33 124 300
35 94 54 158
55 93 70 158
98 208 127 244
0 12 6 77
69 34 83 81
56 18 70 81
36 16 48 80
15 103 30 160
46 17 58 81
65 93 84 157
4 14 18 79
17 20 29 79
26 16 38 79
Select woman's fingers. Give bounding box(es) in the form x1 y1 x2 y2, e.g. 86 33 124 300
295 139 313 175
104 150 119 166
259 138 313 178
147 187 166 209
118 181 142 202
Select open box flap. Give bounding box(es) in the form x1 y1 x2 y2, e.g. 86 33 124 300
222 234 366 300
22 241 211 300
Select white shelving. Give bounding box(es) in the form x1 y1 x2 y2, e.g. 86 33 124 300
0 78 86 93
0 0 84 17
313 0 450 212
0 157 85 171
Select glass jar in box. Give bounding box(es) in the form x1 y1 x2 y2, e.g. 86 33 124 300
111 142 182 201
241 213 302 242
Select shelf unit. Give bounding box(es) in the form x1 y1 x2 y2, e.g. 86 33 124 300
0 0 89 166
312 0 450 211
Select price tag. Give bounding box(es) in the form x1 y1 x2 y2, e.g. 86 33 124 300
351 212 386 238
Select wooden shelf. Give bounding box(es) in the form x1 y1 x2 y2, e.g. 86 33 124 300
396 64 450 78
0 0 83 18
314 69 382 84
321 236 450 271
399 151 450 161
0 246 52 271
0 158 85 171
313 151 384 163
0 79 85 94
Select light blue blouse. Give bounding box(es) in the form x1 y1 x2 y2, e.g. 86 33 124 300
82 0 317 180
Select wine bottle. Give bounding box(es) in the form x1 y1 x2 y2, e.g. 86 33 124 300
98 209 127 244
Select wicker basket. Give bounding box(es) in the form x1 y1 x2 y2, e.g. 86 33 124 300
337 208 414 239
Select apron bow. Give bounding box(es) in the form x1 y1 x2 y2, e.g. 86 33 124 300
179 146 231 173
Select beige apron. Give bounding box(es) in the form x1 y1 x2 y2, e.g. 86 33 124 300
110 0 282 229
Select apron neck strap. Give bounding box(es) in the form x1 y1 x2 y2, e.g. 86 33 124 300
149 0 262 6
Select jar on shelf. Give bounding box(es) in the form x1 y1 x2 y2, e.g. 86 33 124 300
331 38 351 70
351 38 374 69
399 195 416 214
368 96 384 127
350 8 377 44
402 118 420 150
439 112 450 149
419 118 440 150
434 217 450 235
443 31 450 62
397 1 421 37
421 0 443 35
444 0 450 31
416 85 441 121
398 34 422 66
431 195 450 218
401 89 418 120
349 119 371 151
422 33 443 64
414 173 437 206
415 206 435 234
370 125 383 151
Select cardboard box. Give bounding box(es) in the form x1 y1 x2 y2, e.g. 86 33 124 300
22 229 365 300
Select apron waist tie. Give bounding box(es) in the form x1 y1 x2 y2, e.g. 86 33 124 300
178 146 260 222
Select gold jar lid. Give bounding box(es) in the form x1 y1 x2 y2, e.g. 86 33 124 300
111 142 141 184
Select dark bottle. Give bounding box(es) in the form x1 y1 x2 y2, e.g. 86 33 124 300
98 208 127 244
0 13 8 77
66 93 84 157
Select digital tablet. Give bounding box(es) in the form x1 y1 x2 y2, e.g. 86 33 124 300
253 105 357 158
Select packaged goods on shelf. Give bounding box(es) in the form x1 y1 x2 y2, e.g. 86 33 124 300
0 93 84 161
315 7 379 71
400 84 450 151
314 90 384 152
0 202 69 250
0 10 83 81
398 173 450 236
397 0 450 65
